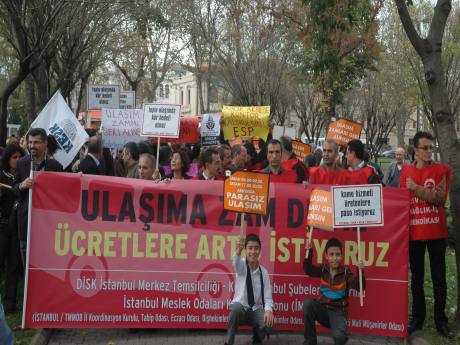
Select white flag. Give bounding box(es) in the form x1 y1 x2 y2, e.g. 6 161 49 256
30 91 89 168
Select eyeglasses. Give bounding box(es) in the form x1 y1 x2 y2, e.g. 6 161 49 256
416 145 433 151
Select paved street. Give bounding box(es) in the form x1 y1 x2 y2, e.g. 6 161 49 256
48 329 406 345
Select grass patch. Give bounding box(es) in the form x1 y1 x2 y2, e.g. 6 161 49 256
5 310 36 345
410 246 459 344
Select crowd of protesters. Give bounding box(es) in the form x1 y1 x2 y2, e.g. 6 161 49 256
0 127 454 343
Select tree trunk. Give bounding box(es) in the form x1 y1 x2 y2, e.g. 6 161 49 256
0 67 30 146
25 75 36 125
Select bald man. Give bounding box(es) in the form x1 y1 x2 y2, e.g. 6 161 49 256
383 147 406 187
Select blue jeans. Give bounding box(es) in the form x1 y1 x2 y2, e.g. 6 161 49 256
0 303 14 345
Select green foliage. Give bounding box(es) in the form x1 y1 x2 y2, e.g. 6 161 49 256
300 0 381 112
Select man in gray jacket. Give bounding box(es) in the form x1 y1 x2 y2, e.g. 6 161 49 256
383 147 406 187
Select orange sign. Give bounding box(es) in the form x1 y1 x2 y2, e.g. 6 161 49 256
224 171 270 215
292 140 312 161
326 118 362 147
306 189 333 230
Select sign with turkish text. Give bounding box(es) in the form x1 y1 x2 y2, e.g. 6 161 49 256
120 91 136 110
223 171 270 215
24 173 407 340
201 114 221 146
222 106 270 141
292 140 313 161
306 189 333 230
332 184 384 228
101 109 144 150
141 104 181 138
326 118 362 147
87 85 120 110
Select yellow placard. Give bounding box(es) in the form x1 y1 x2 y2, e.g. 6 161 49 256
222 106 270 141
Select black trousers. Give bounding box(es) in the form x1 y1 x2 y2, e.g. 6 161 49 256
0 222 21 313
409 238 448 329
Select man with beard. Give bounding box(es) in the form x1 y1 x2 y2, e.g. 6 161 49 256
14 128 63 265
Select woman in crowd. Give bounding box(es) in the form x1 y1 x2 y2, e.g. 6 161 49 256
164 149 192 180
0 143 25 314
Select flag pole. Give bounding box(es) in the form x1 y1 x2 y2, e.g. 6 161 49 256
357 226 364 307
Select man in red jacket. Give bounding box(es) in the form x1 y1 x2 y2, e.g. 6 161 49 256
400 131 453 339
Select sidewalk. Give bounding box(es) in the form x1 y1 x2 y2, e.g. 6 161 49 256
47 329 413 345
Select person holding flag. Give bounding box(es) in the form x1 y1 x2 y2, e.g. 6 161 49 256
14 128 63 265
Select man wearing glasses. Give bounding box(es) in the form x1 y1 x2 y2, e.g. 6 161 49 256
400 131 454 339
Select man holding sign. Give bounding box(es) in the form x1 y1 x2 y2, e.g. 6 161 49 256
303 238 365 345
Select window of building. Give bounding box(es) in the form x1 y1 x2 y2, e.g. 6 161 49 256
159 85 164 98
165 85 170 98
180 88 184 105
187 87 191 105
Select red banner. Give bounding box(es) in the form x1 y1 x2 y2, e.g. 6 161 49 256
24 172 409 338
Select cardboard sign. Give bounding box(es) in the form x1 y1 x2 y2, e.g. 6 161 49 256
141 104 181 138
101 109 144 149
201 113 221 146
87 85 120 110
120 91 135 109
306 189 333 230
332 184 384 228
273 125 297 140
223 171 270 215
153 116 200 144
222 106 270 140
292 140 312 161
326 118 362 147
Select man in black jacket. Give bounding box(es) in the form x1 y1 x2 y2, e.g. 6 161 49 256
13 128 63 266
80 136 103 175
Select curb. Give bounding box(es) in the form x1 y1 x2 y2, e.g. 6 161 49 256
30 329 53 345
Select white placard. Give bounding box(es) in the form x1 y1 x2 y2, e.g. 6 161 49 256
273 125 297 140
332 184 384 228
201 113 221 146
141 103 181 138
120 91 135 109
87 84 120 110
101 108 144 149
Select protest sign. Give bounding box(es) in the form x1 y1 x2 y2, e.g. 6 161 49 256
292 140 312 161
272 125 297 140
120 91 135 110
332 184 384 228
101 109 144 150
153 116 200 144
141 104 181 138
326 118 362 147
24 174 408 340
30 91 89 168
201 114 221 146
223 171 270 215
87 85 120 110
332 184 384 306
222 106 270 140
306 189 333 230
